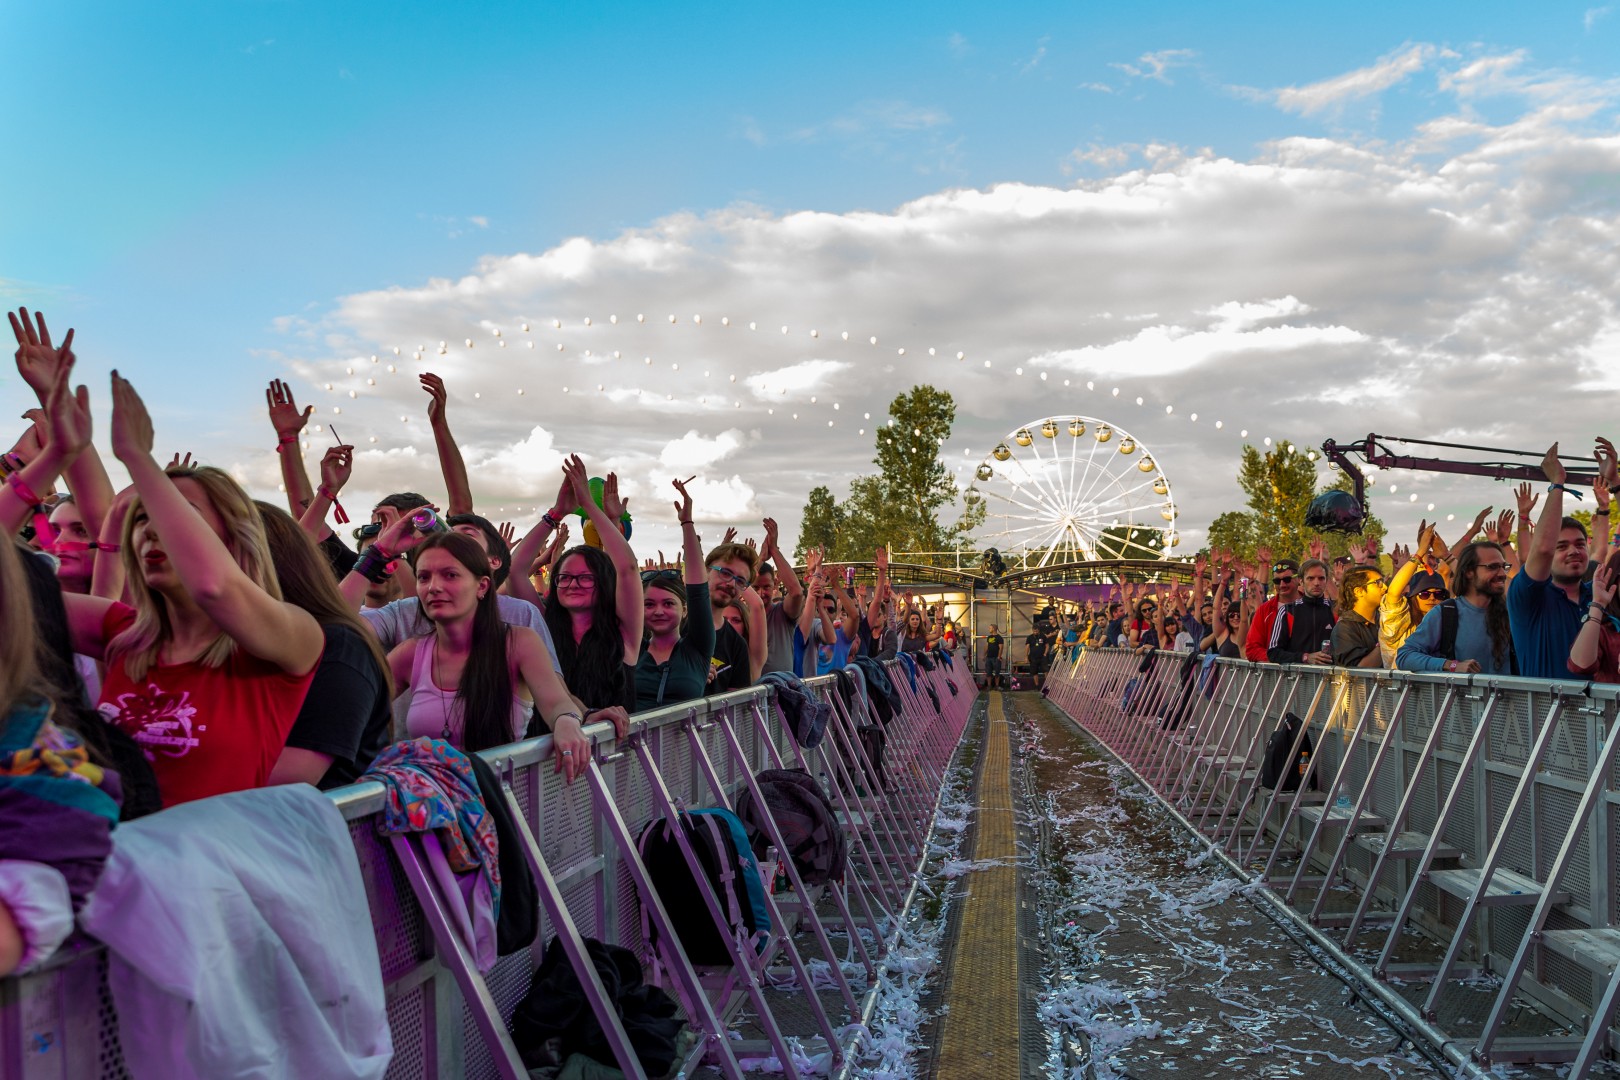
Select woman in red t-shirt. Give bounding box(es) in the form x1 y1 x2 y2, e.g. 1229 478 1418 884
58 373 325 808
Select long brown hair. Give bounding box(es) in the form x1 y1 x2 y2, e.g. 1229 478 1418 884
415 531 515 753
254 502 392 697
108 466 280 679
0 540 40 718
1455 542 1513 669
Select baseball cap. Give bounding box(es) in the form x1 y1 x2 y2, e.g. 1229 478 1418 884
1406 570 1446 598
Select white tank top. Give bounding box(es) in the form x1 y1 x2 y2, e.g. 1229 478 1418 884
404 636 529 747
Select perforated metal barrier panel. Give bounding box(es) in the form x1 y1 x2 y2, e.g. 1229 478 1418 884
0 663 976 1079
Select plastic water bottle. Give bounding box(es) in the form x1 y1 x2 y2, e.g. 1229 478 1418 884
762 846 780 895
1336 793 1353 811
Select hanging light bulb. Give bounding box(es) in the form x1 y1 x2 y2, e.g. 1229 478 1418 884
992 443 1012 462
1118 437 1136 455
1137 456 1155 473
1040 420 1058 439
975 463 994 482
1014 428 1034 447
1095 425 1113 443
1068 419 1086 437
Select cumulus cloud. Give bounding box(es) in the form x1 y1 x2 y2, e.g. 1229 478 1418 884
1274 43 1442 115
274 47 1620 557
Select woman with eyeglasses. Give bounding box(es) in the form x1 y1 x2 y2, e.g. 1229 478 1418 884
633 478 714 713
1127 596 1160 653
536 457 643 720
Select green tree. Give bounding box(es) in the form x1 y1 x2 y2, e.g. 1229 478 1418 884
1094 524 1164 560
1200 442 1386 562
794 385 979 565
794 485 845 559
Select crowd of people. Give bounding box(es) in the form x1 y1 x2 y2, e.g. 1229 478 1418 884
0 308 979 979
1053 445 1620 695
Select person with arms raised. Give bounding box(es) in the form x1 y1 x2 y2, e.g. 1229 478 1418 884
1507 444 1596 680
634 479 716 713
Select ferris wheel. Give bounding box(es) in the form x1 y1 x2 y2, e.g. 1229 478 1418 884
972 415 1179 567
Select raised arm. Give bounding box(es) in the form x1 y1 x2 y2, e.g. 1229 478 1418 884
338 505 433 611
421 373 473 517
571 459 643 661
110 372 322 674
738 586 767 681
298 444 355 541
1526 443 1568 582
868 545 890 628
265 379 317 517
1592 471 1611 569
763 517 805 620
1571 565 1614 676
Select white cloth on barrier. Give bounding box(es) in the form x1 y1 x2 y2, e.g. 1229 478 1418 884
78 783 392 1080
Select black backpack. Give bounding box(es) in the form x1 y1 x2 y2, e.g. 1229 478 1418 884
466 753 539 957
1260 711 1317 792
510 936 683 1075
733 769 847 886
1435 599 1519 675
637 809 769 966
857 724 888 793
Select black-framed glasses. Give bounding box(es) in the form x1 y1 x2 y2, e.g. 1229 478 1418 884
708 564 750 587
556 572 597 588
641 569 680 584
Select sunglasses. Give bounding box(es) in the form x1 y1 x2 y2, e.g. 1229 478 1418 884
641 569 680 584
708 564 750 587
1415 588 1449 600
1272 575 1295 585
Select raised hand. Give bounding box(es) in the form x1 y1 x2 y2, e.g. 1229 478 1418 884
670 475 695 522
109 371 156 464
761 517 780 557
874 545 889 571
1417 518 1437 554
1256 545 1273 567
602 473 628 521
1307 536 1327 561
1470 505 1494 533
1193 552 1208 578
318 445 354 493
1597 437 1620 489
166 452 194 470
10 308 73 397
8 410 47 462
1515 481 1539 519
1596 565 1617 609
375 504 435 559
1391 543 1411 570
551 468 577 518
492 522 512 549
806 546 824 577
722 526 738 545
1494 509 1516 544
1596 473 1612 514
420 372 449 425
42 352 91 460
564 455 595 512
265 378 313 440
1348 538 1370 563
1542 442 1567 486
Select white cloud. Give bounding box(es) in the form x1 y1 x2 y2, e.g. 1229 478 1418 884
1274 43 1440 115
1021 35 1050 74
1586 6 1611 32
274 53 1620 556
1111 49 1195 84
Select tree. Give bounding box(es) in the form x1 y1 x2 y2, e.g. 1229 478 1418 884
793 384 979 564
794 486 844 559
1198 441 1386 562
1094 524 1164 560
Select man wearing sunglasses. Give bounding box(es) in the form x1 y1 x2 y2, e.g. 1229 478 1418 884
1267 558 1337 665
1243 558 1300 662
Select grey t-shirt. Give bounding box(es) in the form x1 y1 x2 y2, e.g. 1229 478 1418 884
763 602 798 675
360 594 562 670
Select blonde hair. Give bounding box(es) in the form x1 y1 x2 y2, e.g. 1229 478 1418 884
0 540 40 717
107 466 282 680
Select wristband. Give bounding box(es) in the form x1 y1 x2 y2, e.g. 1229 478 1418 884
1549 482 1585 501
91 541 120 553
317 484 351 525
5 472 56 549
552 710 584 727
541 509 563 530
276 434 299 453
1597 509 1611 517
353 546 396 584
679 519 693 526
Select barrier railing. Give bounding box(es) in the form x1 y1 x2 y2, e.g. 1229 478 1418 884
1045 646 1620 1077
2 656 977 1080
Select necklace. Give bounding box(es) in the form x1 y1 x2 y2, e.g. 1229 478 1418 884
431 636 452 741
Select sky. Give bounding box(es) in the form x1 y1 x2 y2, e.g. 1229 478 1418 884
5 1 1620 562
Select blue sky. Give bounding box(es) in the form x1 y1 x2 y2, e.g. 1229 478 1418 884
6 2 1620 555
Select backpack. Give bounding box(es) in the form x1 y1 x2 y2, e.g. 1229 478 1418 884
637 808 770 966
466 752 539 957
1435 599 1519 675
733 769 846 885
1260 711 1318 792
510 936 683 1074
857 724 888 793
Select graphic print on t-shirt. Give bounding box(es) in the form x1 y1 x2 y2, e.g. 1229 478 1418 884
100 681 204 760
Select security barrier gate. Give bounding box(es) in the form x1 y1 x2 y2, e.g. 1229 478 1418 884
1 657 976 1079
1046 647 1620 1076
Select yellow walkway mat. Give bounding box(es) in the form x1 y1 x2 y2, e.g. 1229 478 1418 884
936 691 1021 1077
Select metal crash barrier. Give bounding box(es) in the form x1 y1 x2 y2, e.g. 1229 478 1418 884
1045 646 1620 1077
1 656 976 1079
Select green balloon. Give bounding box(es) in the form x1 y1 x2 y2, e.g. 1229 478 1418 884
573 476 608 518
